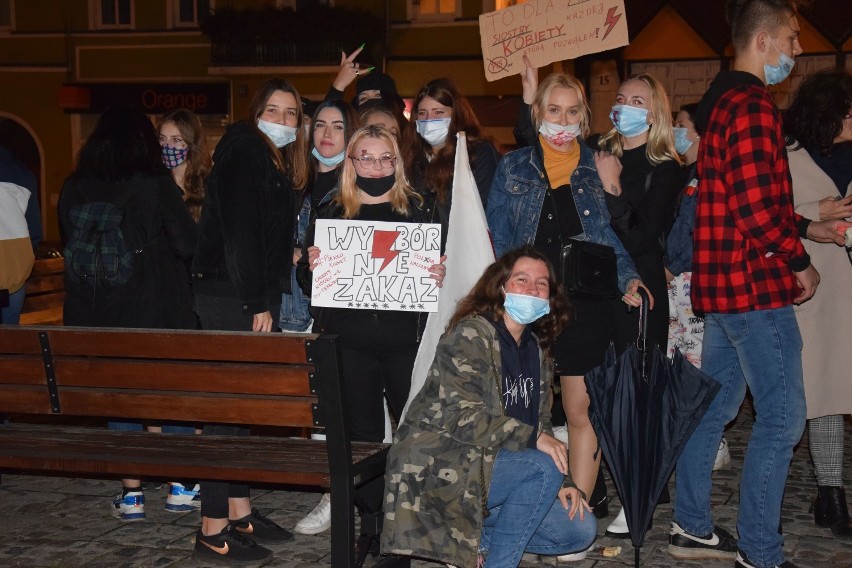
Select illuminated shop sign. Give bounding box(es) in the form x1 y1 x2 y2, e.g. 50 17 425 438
60 83 230 115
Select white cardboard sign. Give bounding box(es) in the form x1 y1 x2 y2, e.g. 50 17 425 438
479 0 629 82
311 219 442 312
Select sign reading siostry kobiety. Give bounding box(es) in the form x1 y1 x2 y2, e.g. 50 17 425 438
311 220 442 312
479 0 629 82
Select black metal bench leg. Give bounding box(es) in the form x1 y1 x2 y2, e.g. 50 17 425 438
330 479 357 567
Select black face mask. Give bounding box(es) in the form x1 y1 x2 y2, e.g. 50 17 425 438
357 174 395 197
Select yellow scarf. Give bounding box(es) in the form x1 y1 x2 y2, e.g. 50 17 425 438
540 134 580 189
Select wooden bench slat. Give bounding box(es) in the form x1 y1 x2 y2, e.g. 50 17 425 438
25 274 65 295
26 257 65 276
58 391 319 428
0 425 388 487
0 357 46 385
0 387 55 413
48 328 312 364
18 308 64 326
55 358 314 395
0 327 44 354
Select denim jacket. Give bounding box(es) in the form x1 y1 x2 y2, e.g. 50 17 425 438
664 165 698 276
486 141 639 292
279 188 336 331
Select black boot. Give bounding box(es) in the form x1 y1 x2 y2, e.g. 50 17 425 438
590 467 609 519
812 486 852 538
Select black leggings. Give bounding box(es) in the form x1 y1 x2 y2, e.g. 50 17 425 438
194 291 279 519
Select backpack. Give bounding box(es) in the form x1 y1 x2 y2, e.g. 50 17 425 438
64 186 137 288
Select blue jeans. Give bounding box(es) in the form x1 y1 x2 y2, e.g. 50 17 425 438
673 306 806 567
480 448 597 567
1 286 25 324
279 267 312 332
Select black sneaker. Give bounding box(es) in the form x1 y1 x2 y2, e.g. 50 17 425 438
668 521 738 560
735 549 798 568
193 525 272 566
232 508 293 542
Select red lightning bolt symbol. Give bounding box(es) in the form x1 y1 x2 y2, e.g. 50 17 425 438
372 230 401 273
602 6 621 41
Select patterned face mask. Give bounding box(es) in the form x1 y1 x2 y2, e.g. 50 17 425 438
162 145 188 169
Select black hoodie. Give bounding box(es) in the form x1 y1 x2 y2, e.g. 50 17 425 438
695 70 765 134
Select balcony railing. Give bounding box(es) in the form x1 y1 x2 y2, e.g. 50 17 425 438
210 40 346 66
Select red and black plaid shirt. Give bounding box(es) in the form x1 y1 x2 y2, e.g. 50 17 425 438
692 82 808 314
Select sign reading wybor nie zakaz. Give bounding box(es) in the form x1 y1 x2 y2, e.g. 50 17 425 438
311 220 442 312
479 0 629 82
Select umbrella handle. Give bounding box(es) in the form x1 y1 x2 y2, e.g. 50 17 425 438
636 287 650 352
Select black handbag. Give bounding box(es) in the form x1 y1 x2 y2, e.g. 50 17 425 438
560 239 619 300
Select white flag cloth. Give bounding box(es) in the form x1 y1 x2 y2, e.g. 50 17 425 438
401 133 496 420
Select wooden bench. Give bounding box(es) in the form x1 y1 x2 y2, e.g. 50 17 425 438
19 257 65 325
0 325 408 567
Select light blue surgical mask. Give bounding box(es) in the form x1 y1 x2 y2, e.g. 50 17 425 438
257 118 297 148
609 105 650 138
763 39 795 86
673 127 694 155
503 290 550 325
311 146 345 168
416 118 451 147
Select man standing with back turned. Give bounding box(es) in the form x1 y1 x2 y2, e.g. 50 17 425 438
667 2 849 568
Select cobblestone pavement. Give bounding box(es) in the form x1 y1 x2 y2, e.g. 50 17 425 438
1 402 851 567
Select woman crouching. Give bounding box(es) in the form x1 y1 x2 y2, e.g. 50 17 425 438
382 246 597 567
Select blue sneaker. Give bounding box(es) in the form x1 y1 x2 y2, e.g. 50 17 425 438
165 482 201 513
111 490 145 521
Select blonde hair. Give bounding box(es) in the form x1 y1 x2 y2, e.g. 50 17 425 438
531 73 592 138
598 73 681 165
336 125 422 219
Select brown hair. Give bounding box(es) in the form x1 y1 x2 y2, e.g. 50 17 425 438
448 245 572 352
726 0 798 52
247 77 309 190
403 78 491 204
157 109 211 222
336 125 422 219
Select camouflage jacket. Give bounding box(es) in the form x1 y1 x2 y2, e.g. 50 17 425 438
381 315 566 567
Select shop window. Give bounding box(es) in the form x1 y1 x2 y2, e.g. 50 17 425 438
169 0 212 28
409 0 460 21
491 0 527 10
91 0 133 29
0 0 13 31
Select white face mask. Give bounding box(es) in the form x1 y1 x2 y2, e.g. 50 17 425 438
538 120 581 147
416 118 452 147
257 118 297 148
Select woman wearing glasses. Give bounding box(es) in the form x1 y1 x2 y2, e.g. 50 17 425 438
297 124 445 444
297 125 445 554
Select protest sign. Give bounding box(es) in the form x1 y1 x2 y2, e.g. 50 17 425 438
311 219 442 312
479 0 629 82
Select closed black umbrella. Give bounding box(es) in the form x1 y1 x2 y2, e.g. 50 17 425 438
584 289 721 566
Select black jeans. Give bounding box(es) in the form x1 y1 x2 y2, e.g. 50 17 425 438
194 291 280 519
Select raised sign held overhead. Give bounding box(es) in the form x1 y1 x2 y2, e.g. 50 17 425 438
479 0 629 82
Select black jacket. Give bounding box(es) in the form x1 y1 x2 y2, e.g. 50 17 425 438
192 121 295 315
58 172 197 329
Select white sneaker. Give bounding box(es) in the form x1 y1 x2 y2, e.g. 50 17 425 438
605 506 629 538
294 493 331 535
555 542 594 562
713 437 731 471
165 482 200 512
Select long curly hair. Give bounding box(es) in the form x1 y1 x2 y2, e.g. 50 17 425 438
157 109 211 222
784 70 852 155
448 246 572 353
